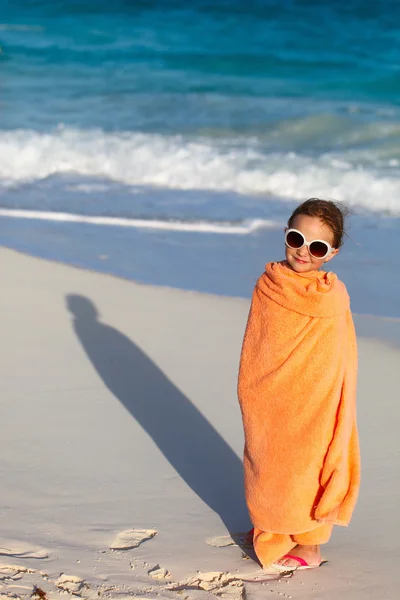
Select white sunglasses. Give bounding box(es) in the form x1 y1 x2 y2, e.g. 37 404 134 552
285 228 335 259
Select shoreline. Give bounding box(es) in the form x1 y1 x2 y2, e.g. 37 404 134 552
2 243 400 326
1 202 400 320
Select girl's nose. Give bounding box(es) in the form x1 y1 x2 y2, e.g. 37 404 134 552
297 245 309 257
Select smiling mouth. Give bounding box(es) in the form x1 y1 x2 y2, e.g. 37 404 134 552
294 257 309 264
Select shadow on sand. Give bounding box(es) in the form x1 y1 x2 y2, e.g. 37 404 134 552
66 294 250 537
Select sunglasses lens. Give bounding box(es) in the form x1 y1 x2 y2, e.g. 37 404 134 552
286 230 304 249
309 241 329 258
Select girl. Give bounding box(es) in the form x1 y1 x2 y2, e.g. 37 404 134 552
238 198 360 571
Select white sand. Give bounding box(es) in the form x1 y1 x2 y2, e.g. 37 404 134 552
0 248 399 600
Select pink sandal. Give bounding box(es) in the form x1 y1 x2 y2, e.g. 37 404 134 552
272 554 327 571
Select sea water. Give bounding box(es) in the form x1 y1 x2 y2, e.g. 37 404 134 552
0 0 399 316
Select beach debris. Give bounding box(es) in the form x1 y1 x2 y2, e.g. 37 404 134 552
55 573 85 594
110 528 157 550
31 586 47 600
148 564 170 579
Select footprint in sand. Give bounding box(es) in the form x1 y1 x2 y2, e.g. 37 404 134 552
0 542 48 559
165 571 244 599
206 536 237 548
206 533 253 549
110 529 157 551
55 573 86 594
0 565 40 582
147 564 170 580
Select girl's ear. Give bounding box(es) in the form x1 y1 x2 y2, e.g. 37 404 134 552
324 248 340 263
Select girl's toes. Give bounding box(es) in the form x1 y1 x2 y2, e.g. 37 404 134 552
275 558 291 566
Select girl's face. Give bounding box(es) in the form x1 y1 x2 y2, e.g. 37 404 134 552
285 214 339 273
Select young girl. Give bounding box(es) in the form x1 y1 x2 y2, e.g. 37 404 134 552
238 198 360 571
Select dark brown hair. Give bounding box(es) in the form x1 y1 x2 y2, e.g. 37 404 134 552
288 198 348 248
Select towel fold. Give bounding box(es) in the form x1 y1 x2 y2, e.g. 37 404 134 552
238 261 360 534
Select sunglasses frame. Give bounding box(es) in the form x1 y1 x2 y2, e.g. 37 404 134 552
285 228 334 260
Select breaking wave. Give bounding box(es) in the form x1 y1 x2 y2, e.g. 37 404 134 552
1 127 400 214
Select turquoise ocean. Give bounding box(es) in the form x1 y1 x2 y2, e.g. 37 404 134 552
1 0 400 316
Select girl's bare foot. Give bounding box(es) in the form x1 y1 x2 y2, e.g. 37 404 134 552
275 544 321 567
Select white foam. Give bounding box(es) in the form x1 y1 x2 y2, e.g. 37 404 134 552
0 209 279 235
1 127 400 214
66 182 110 193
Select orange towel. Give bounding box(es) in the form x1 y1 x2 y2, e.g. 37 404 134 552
238 261 360 535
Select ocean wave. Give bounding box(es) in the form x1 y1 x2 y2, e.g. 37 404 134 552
0 23 44 31
1 127 400 214
0 209 279 235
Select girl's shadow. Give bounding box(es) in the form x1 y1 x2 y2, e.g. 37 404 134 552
66 294 250 538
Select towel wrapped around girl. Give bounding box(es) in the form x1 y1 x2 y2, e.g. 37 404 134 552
238 259 360 567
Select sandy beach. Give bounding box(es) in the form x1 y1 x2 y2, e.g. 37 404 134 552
1 248 399 600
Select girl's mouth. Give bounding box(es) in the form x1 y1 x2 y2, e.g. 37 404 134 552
295 257 308 264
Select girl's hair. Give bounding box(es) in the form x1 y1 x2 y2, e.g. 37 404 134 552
288 198 348 248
